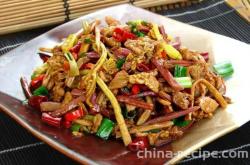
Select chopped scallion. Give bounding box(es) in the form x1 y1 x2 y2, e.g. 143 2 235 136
84 38 92 44
213 61 234 77
174 65 187 77
33 86 49 96
174 77 192 88
71 123 82 132
96 118 114 140
116 58 125 69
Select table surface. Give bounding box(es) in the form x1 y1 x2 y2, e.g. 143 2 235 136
0 0 250 164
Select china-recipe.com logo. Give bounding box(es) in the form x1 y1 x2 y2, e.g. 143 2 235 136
137 148 248 160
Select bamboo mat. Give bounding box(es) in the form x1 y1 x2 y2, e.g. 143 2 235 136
0 0 201 35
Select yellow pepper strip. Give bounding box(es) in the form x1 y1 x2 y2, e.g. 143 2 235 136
79 43 90 54
151 23 163 40
191 79 227 108
61 34 77 53
161 42 182 60
137 96 153 125
96 76 132 146
82 42 107 107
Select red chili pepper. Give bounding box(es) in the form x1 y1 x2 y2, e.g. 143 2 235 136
39 53 51 63
30 74 45 90
64 107 84 122
161 51 167 59
62 120 72 128
113 28 124 42
131 84 140 95
81 63 94 70
28 95 48 110
123 30 136 40
71 52 78 60
63 61 70 71
113 27 136 42
42 113 62 128
128 136 149 151
20 77 32 98
69 42 81 54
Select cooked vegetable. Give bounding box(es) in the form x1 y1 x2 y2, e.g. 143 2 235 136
31 63 48 80
20 77 32 98
113 27 136 42
33 86 49 96
39 53 51 63
174 65 187 77
65 52 80 77
213 61 234 77
42 113 62 128
152 58 183 91
64 107 85 122
61 34 77 53
161 42 182 60
71 123 82 132
81 42 107 107
28 95 48 110
191 79 227 108
128 136 149 151
22 17 232 150
96 76 131 146
150 24 163 40
137 96 153 125
131 84 140 95
96 118 114 140
30 74 45 90
174 77 192 88
130 121 173 133
116 58 125 69
173 116 191 127
50 95 85 117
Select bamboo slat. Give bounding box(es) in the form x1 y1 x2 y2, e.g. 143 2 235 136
0 13 65 27
0 7 65 21
0 2 64 17
0 16 65 35
70 0 129 14
134 0 188 8
0 0 61 9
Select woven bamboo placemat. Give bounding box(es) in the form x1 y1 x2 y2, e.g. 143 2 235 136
0 0 202 35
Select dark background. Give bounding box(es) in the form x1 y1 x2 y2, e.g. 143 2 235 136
0 0 250 164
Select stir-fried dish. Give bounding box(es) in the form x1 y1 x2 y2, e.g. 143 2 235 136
20 16 234 151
